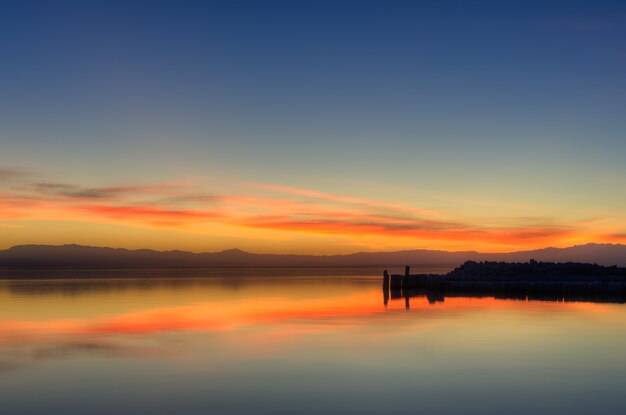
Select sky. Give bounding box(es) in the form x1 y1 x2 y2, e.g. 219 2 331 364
1 0 626 254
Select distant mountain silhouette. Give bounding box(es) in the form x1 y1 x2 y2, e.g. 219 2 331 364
0 243 625 267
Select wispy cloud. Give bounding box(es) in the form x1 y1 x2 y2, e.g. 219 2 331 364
604 233 626 241
0 167 602 250
241 216 572 245
0 167 29 182
254 183 442 217
28 182 191 200
75 204 222 225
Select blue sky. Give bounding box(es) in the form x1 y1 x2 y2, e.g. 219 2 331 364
1 1 625 252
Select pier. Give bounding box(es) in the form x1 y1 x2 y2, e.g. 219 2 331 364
383 261 626 306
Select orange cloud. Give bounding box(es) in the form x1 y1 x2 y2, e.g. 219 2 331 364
241 216 572 245
255 183 442 217
0 167 606 251
75 204 222 223
29 182 187 200
604 233 626 242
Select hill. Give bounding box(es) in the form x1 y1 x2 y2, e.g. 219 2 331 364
0 243 624 267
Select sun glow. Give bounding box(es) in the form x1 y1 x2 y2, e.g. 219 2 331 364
0 168 623 253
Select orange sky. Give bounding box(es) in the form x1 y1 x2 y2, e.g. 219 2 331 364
2 1 626 255
1 167 624 253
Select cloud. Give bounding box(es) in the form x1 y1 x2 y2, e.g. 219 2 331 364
0 171 228 226
605 233 626 241
0 167 29 182
159 194 220 204
29 182 189 200
0 169 596 249
75 204 222 225
31 183 113 199
241 215 572 245
254 183 442 217
0 359 22 372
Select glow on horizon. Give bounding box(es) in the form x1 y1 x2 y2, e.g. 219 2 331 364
2 2 626 254
0 166 624 254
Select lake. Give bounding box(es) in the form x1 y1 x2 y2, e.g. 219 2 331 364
1 268 626 414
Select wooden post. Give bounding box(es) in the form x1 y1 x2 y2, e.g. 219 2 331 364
382 270 390 306
401 265 411 289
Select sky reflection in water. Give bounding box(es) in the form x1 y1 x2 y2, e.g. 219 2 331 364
1 269 626 415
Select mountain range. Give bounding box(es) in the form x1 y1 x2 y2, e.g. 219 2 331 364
0 243 625 267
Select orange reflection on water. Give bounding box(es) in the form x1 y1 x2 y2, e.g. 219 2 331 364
0 289 383 341
0 287 617 347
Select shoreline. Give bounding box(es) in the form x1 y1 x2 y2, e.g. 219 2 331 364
384 261 626 304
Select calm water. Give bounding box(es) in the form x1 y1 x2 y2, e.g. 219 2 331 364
1 268 626 415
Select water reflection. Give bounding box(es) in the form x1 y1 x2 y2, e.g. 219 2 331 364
388 286 626 308
1 270 626 415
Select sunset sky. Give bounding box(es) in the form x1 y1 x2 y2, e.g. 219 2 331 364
1 1 626 253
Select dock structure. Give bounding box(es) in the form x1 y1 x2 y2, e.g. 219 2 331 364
382 270 390 306
390 273 402 290
401 266 410 288
382 261 626 305
383 266 433 291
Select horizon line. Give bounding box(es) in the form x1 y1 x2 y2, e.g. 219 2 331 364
3 242 624 257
